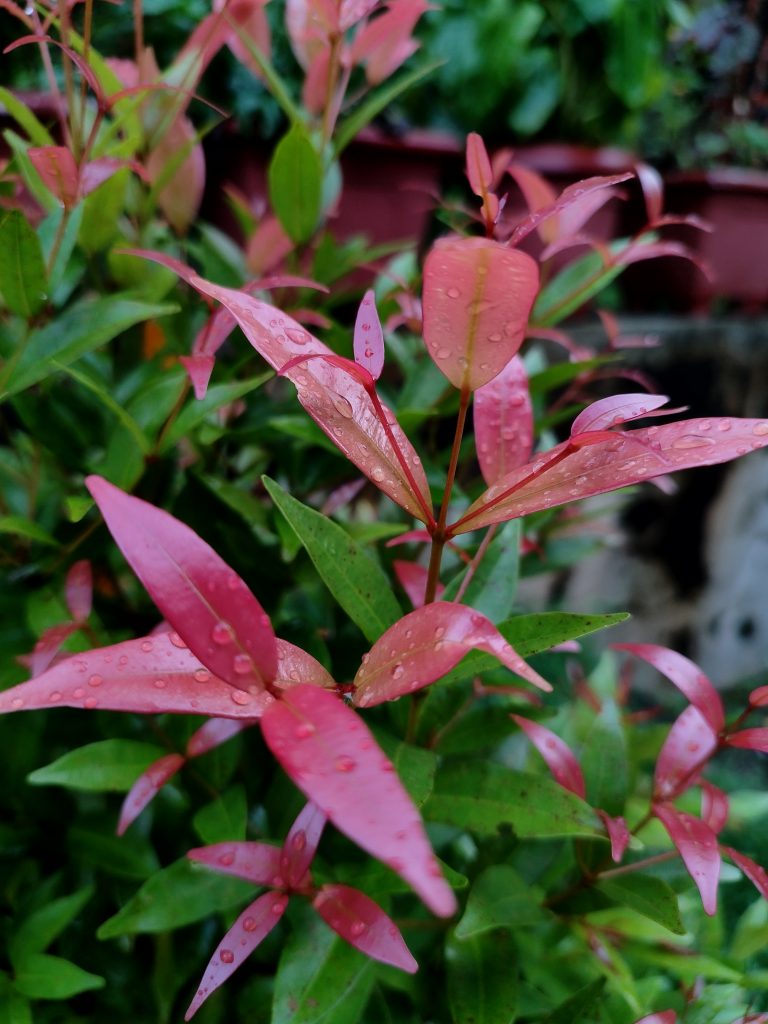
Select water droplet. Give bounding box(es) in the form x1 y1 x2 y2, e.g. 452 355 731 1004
169 632 187 648
194 668 211 683
349 921 366 937
88 674 103 687
391 664 404 680
84 697 98 709
231 690 252 706
698 420 712 431
227 574 241 591
154 678 167 689
754 422 768 436
243 916 257 932
716 421 732 432
271 901 284 915
672 434 716 450
371 467 385 482
292 830 307 851
435 347 451 360
118 655 128 667
333 395 354 419
212 621 234 645
295 722 315 739
446 286 461 298
233 654 252 676
11 697 24 709
141 639 154 653
488 332 502 343
286 327 309 345
382 761 395 772
220 949 235 964
335 755 356 772
434 626 445 640
72 687 85 699
219 851 235 866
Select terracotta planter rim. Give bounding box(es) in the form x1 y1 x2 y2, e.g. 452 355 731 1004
664 167 768 195
510 142 638 176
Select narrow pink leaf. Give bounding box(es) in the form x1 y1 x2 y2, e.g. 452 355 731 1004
505 163 558 243
749 685 768 707
597 810 630 863
188 841 283 886
28 146 79 207
511 715 585 798
724 847 768 901
474 355 533 485
724 728 768 752
320 477 366 516
455 417 768 534
386 529 432 547
186 718 252 758
571 394 672 436
6 37 104 105
117 753 185 835
184 891 288 1021
86 476 277 691
26 623 80 678
393 560 430 608
65 560 92 621
654 706 718 800
261 684 457 917
340 0 381 30
353 602 550 708
701 780 729 834
313 883 418 972
246 215 295 275
613 643 724 731
179 355 216 400
350 0 424 83
614 240 714 281
634 161 664 223
557 187 620 240
281 801 327 888
214 0 272 79
507 173 633 248
302 45 332 115
0 634 273 719
465 132 494 199
633 1013 677 1024
422 237 539 392
654 804 720 915
353 290 384 380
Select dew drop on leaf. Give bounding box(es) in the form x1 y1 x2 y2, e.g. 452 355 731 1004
212 621 234 645
335 755 356 772
220 949 234 964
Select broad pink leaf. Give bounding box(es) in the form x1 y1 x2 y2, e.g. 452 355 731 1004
26 623 80 678
597 810 630 863
0 634 273 719
353 602 550 708
422 237 539 392
117 753 185 835
455 417 768 534
393 560 430 608
701 780 729 834
511 715 585 798
179 355 216 399
654 706 718 800
507 173 633 248
186 718 252 758
261 684 456 917
28 146 79 208
724 847 768 901
313 883 417 972
214 0 271 79
655 804 720 915
146 114 205 234
613 643 724 732
281 801 327 888
571 394 672 436
188 841 283 886
65 560 92 621
353 290 384 380
86 476 277 691
724 728 768 752
474 355 533 485
184 891 288 1021
633 1013 677 1024
350 0 425 83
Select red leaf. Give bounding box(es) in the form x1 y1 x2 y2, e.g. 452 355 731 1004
184 891 288 1020
179 354 216 400
273 638 337 692
28 146 80 208
465 132 493 199
505 164 557 243
351 0 427 84
571 394 672 436
422 237 539 392
86 476 277 691
612 644 724 732
632 1013 677 1024
353 290 384 380
749 685 768 707
511 715 585 798
117 753 185 835
724 847 768 901
701 780 729 834
65 560 92 621
186 718 252 758
313 883 418 972
213 0 272 79
79 157 130 197
340 0 380 29
188 841 283 886
261 684 457 917
26 623 80 677
654 804 720 915
473 355 533 485
597 810 630 863
724 728 768 752
654 706 718 800
280 802 327 889
507 173 633 248
386 529 432 547
393 560 432 608
353 602 550 708
454 417 768 534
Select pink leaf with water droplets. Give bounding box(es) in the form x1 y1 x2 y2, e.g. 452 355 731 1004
571 394 672 436
261 684 456 917
188 841 283 886
507 173 633 248
313 884 418 972
724 847 768 901
654 804 720 915
632 1013 677 1024
422 237 539 392
654 706 718 800
86 476 277 692
28 146 79 207
274 638 337 692
117 753 185 835
186 718 252 758
65 560 92 621
701 780 729 834
353 602 550 708
184 891 288 1020
353 290 384 380
597 810 630 863
281 801 327 888
613 643 724 732
511 715 585 798
724 728 768 752
474 355 533 486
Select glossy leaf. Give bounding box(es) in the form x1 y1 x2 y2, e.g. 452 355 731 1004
443 520 520 623
27 739 165 792
596 874 685 935
725 728 768 752
13 954 104 1000
0 210 47 319
474 355 533 485
507 173 632 248
422 237 539 391
353 289 384 379
353 602 550 708
725 847 768 901
571 394 672 436
87 476 277 691
268 123 323 243
313 884 417 971
445 930 518 1024
188 841 283 887
117 753 186 835
654 706 718 800
654 804 720 916
701 780 729 834
261 684 457 917
281 802 327 889
511 715 586 798
454 865 546 939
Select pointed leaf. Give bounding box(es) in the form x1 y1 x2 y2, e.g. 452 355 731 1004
87 476 277 691
26 623 80 677
474 355 533 485
543 979 606 1024
654 706 718 800
354 602 550 708
281 802 327 888
268 123 323 243
13 954 104 1000
261 684 457 917
313 884 417 972
701 780 729 834
454 865 546 939
442 520 520 623
571 394 671 436
725 728 768 752
724 847 768 901
28 146 80 207
654 804 720 916
466 132 494 198
9 887 94 968
184 891 288 1020
422 237 539 392
596 874 685 935
27 739 165 792
340 0 380 29
351 0 425 84
188 841 283 887
508 173 632 248
0 210 47 319
596 810 630 862
274 637 337 691
65 560 92 621
393 559 432 608
511 715 585 798
186 718 250 758
505 163 557 243
179 354 216 399
353 289 384 379
117 753 186 835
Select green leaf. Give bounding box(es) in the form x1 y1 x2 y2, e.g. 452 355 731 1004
68 824 160 880
424 762 605 839
79 167 128 253
0 88 54 146
455 865 546 939
443 520 520 623
97 858 254 938
28 740 166 792
192 785 248 845
263 476 401 643
0 210 47 318
581 699 628 816
9 887 94 968
445 930 517 1024
0 987 31 1024
596 874 686 935
268 124 323 244
38 204 84 302
532 245 626 327
159 372 273 451
375 732 436 807
272 910 375 1024
543 978 606 1023
57 362 151 455
0 516 58 546
13 954 104 1000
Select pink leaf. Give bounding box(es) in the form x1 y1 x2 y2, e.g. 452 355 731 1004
465 132 494 199
313 883 418 971
597 810 630 863
353 290 384 380
28 146 79 208
188 841 283 886
213 0 272 80
654 706 718 800
393 560 431 608
179 355 216 400
353 602 550 708
422 237 539 392
505 163 558 243
749 685 768 707
455 417 768 534
186 718 252 758
79 157 131 197
612 643 724 732
507 173 633 248
302 44 333 115
701 780 729 834
285 0 335 68
571 394 672 436
386 529 432 547
724 728 768 752
281 801 327 888
274 638 337 692
654 804 720 915
634 161 664 224
340 0 381 30
246 216 294 275
0 634 274 718
7 37 104 105
146 114 205 234
614 240 713 281
86 476 277 692
184 891 288 1020
473 355 533 485
350 0 427 84
26 623 80 678
65 560 92 621
511 715 585 798
724 847 768 901
261 684 456 917
633 1014 677 1024
117 753 185 835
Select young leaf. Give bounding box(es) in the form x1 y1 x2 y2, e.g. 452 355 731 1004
571 394 673 436
353 290 384 379
724 847 768 901
28 146 80 208
268 123 323 243
313 884 417 972
353 602 550 708
724 728 768 752
596 810 630 863
654 804 720 916
473 355 533 485
117 753 186 835
0 210 47 319
507 173 632 248
65 560 92 621
350 0 426 84
654 706 718 801
422 237 539 392
700 781 729 834
511 715 586 798
281 802 327 888
260 684 457 917
25 622 81 677
86 476 277 691
393 559 433 608
188 841 283 887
